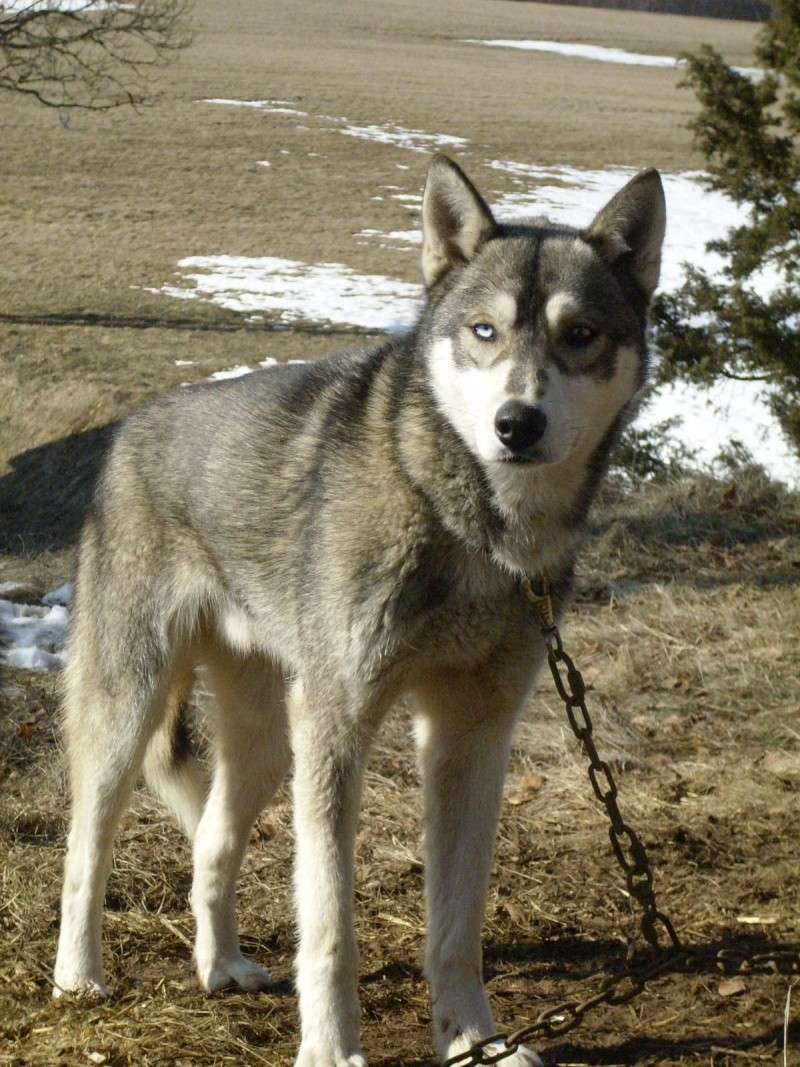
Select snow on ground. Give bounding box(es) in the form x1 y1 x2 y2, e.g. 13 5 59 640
208 358 278 380
199 100 467 156
0 584 72 672
152 255 421 332
339 122 467 154
465 39 761 79
644 379 799 485
203 99 309 117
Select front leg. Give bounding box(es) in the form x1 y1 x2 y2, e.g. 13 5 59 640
290 679 373 1067
415 667 542 1067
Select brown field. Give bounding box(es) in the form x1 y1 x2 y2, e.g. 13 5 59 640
1 2 799 1065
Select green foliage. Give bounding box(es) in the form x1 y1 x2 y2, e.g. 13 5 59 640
612 417 697 481
653 1 800 453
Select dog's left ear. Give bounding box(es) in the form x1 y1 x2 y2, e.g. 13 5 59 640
422 154 497 289
585 168 666 300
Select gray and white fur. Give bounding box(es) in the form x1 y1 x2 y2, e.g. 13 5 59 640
54 154 666 1067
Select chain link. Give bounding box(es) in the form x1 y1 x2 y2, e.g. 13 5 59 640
441 575 799 1067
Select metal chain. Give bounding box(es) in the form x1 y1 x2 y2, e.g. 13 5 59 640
441 574 799 1067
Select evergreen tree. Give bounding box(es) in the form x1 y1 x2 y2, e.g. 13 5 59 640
654 0 800 453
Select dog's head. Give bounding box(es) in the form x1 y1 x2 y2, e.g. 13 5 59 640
420 155 665 475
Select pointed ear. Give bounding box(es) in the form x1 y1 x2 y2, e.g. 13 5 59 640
584 168 666 300
421 154 497 289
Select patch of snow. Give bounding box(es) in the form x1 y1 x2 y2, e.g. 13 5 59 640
257 160 271 168
391 193 422 213
356 227 418 245
0 592 70 673
154 256 422 332
202 99 308 117
340 122 467 154
203 357 307 383
640 379 800 485
42 582 73 606
468 38 677 67
180 357 283 388
174 359 195 367
209 365 255 381
465 39 762 79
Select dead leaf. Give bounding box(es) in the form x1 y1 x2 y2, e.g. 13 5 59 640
507 774 546 805
762 751 800 780
500 900 526 925
719 483 738 511
718 977 747 997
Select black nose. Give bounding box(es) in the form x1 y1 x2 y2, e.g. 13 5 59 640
494 400 547 453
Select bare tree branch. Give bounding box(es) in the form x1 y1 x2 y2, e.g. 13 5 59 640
0 1 193 110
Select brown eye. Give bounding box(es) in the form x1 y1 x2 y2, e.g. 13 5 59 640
564 324 598 349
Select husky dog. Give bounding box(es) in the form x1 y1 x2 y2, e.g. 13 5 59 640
54 155 665 1066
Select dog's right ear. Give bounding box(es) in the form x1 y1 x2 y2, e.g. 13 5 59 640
422 154 497 289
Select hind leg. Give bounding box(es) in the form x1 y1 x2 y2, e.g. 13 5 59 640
54 642 175 997
191 646 290 992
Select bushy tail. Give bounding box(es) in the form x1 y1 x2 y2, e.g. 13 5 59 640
142 680 207 840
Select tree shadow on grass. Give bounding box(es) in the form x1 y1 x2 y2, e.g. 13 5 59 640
545 1022 797 1065
0 422 117 557
385 1024 797 1066
585 477 800 593
371 934 800 1066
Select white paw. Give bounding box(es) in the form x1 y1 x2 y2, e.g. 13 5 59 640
52 975 109 1000
294 1047 367 1067
478 1044 541 1067
199 953 273 993
441 1039 541 1067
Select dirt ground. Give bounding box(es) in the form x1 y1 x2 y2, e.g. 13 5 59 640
1 2 798 1065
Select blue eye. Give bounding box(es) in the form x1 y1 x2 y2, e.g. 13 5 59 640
472 323 496 341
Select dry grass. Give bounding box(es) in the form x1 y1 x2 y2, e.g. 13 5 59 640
2 472 799 1066
2 3 798 1065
